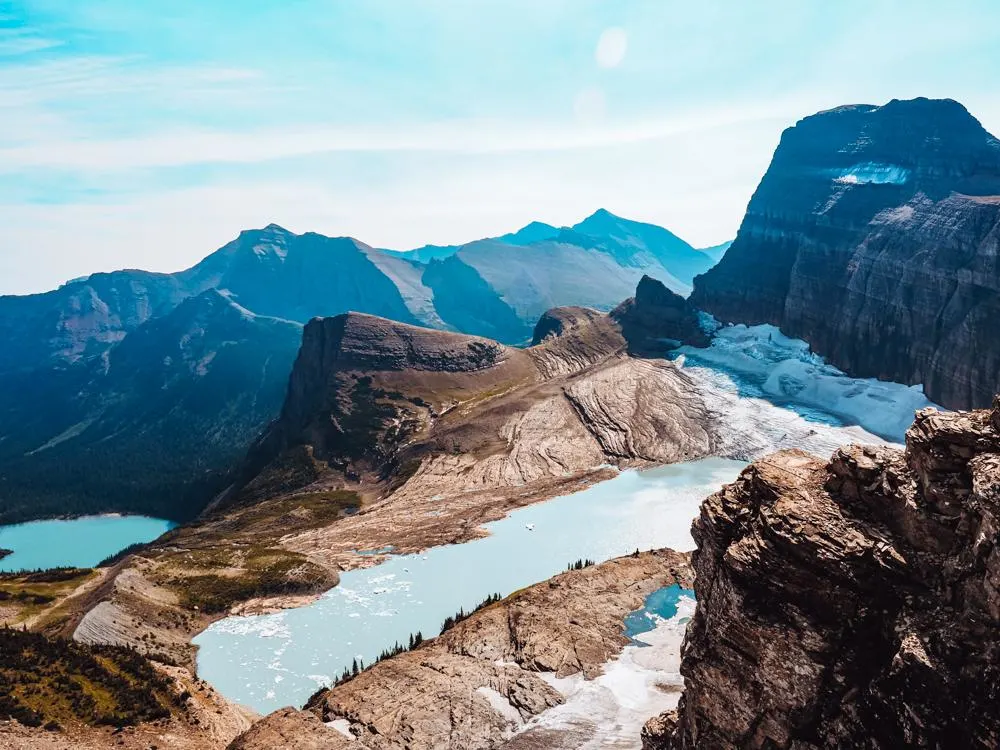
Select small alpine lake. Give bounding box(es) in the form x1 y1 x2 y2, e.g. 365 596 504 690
0 515 176 573
194 457 746 714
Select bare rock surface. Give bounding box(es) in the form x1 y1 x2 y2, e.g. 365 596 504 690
227 549 693 750
647 397 1000 749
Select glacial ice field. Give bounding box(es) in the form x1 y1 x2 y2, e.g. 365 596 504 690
673 322 937 444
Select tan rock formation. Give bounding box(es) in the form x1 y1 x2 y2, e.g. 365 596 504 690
646 399 1000 748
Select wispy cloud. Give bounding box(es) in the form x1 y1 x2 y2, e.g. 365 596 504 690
0 33 61 56
1 0 999 296
0 99 803 171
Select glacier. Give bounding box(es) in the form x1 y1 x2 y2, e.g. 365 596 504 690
673 322 938 444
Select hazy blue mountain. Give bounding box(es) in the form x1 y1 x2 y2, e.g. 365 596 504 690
185 224 421 325
0 209 707 522
0 290 302 524
495 220 560 245
382 243 461 263
571 208 716 286
699 240 733 262
421 255 532 343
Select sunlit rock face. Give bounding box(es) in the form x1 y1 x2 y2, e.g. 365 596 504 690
644 398 1000 749
691 97 1000 410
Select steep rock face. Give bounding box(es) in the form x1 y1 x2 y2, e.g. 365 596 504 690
0 270 195 373
223 292 718 510
611 275 710 352
691 98 1000 409
224 313 535 506
648 397 1000 749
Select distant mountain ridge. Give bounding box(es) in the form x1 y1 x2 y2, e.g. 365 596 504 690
0 210 714 523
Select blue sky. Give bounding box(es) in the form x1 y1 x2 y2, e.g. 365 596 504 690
2 0 999 294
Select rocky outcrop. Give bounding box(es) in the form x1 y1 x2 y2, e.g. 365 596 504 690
647 397 1000 749
223 294 718 510
528 306 627 377
612 275 709 352
691 97 1000 410
228 550 693 750
222 313 537 506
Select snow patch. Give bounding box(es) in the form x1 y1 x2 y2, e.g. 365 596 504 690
476 686 525 726
326 718 354 739
674 323 938 443
516 596 694 747
832 162 910 185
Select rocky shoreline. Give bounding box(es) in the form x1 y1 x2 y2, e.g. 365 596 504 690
231 549 694 750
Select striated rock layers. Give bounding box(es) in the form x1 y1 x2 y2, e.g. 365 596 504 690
646 397 1000 748
691 97 1000 410
222 278 714 510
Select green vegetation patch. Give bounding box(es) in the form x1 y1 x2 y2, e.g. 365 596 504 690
0 568 96 625
0 627 182 730
231 489 361 533
174 547 332 614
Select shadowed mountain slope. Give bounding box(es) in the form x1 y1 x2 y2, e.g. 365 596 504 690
691 97 1000 409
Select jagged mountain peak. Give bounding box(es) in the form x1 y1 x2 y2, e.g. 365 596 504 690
496 220 560 246
692 97 1000 409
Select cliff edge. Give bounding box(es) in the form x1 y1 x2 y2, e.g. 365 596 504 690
646 396 1000 748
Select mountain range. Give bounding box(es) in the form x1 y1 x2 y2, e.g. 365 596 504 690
0 210 719 524
4 97 1000 750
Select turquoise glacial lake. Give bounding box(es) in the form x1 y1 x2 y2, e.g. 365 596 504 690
0 515 176 572
624 584 691 642
194 457 746 714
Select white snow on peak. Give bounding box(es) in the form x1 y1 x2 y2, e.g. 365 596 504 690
832 162 911 186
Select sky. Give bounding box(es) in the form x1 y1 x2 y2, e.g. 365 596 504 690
2 0 999 295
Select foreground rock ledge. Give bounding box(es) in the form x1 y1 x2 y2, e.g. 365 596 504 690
229 549 692 750
645 399 1000 749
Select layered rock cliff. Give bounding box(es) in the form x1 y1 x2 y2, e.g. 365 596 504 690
646 397 1000 748
223 281 716 510
691 97 1000 409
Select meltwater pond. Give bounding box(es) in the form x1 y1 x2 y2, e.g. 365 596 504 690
194 457 746 713
0 515 176 572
